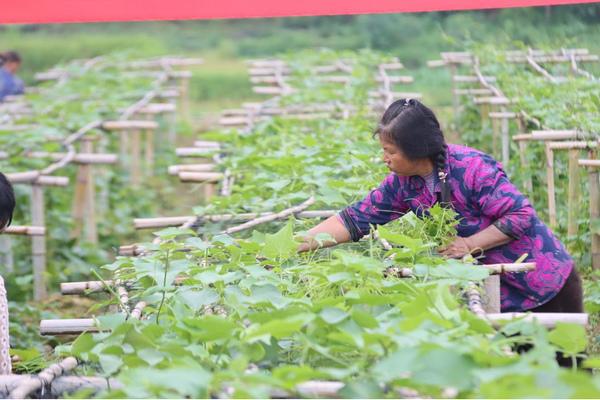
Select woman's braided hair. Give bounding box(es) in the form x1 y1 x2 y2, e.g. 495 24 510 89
375 98 451 206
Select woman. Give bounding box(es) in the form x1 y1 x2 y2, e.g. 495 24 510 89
0 51 25 102
300 98 582 313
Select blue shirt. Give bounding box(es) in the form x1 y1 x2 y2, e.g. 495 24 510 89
0 67 24 101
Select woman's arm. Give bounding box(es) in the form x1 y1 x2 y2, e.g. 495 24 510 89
298 215 351 252
299 173 408 252
439 224 512 258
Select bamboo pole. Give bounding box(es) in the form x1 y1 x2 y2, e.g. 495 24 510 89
500 106 510 166
130 301 146 320
130 129 141 187
117 286 130 314
0 236 14 273
483 275 501 313
61 280 112 295
3 226 45 236
579 159 600 168
144 127 154 175
168 164 215 175
39 319 99 335
133 210 337 229
545 143 557 228
516 117 533 194
567 149 580 237
223 197 316 235
176 147 217 157
580 159 600 269
0 376 121 398
178 172 224 183
31 184 47 300
71 137 97 243
465 282 487 319
482 262 536 273
486 312 588 328
10 357 78 399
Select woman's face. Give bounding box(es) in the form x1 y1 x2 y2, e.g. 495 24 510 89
4 61 20 74
379 136 428 176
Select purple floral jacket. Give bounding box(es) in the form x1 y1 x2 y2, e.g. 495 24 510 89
338 144 573 312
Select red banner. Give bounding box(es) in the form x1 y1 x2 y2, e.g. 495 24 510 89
1 0 598 24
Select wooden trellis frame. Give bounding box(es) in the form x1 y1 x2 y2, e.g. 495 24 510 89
578 159 600 269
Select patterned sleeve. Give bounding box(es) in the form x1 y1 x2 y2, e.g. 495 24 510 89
471 155 535 239
337 173 408 241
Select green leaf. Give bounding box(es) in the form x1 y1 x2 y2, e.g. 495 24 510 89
99 353 123 376
261 220 299 260
548 323 587 355
178 288 219 310
319 307 349 324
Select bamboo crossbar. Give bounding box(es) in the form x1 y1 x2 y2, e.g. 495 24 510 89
486 312 588 328
489 111 517 119
61 280 113 295
193 140 221 149
0 375 121 398
374 75 413 83
168 164 216 175
506 54 599 63
483 262 536 274
9 357 79 399
454 88 494 96
3 226 45 236
579 159 600 168
473 96 510 105
134 210 337 229
223 197 316 235
547 140 599 150
5 172 69 186
25 152 118 164
176 147 219 157
453 75 497 83
137 102 176 114
102 120 158 131
514 130 581 141
178 172 224 183
40 318 100 335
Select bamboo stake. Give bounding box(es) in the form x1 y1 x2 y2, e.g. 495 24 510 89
117 286 130 314
516 117 533 194
465 282 487 319
500 106 510 166
545 143 557 228
0 236 14 273
145 126 154 175
71 137 97 243
130 301 146 320
580 158 600 269
223 197 315 235
10 357 78 399
130 129 141 187
567 149 580 237
31 184 47 300
483 275 501 313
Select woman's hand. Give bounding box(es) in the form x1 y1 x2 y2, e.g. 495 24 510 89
438 237 474 259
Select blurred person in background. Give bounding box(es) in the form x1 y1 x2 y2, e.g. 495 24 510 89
0 51 25 102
